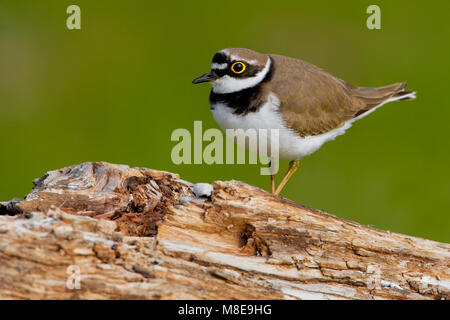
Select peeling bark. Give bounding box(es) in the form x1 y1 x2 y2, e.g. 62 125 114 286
0 162 448 300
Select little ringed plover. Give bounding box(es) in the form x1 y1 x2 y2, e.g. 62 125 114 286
193 48 416 195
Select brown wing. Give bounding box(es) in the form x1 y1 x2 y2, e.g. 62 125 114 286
267 54 410 137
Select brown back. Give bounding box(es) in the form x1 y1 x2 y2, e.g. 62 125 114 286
265 54 411 137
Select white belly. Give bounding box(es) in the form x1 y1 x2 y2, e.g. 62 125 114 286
211 93 351 160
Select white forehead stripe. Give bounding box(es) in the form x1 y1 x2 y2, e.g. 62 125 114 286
211 63 228 70
211 57 271 94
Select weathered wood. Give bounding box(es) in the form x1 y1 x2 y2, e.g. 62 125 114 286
0 162 448 299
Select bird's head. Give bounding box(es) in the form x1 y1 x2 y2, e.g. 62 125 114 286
192 48 271 94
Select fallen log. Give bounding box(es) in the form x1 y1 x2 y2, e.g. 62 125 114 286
0 162 448 299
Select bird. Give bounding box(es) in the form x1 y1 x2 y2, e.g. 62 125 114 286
192 48 416 195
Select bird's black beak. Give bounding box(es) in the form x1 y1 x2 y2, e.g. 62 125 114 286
192 72 218 84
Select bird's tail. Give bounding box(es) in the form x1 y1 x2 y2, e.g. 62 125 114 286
352 82 416 109
347 82 416 120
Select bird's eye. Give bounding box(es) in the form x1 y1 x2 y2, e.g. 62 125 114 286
230 62 246 74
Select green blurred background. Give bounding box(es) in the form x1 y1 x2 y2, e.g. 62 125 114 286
0 1 449 242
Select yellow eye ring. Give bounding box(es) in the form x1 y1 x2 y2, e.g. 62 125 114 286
231 62 246 74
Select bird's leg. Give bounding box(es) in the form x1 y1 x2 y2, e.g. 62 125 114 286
268 159 276 193
274 160 300 195
271 174 276 194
